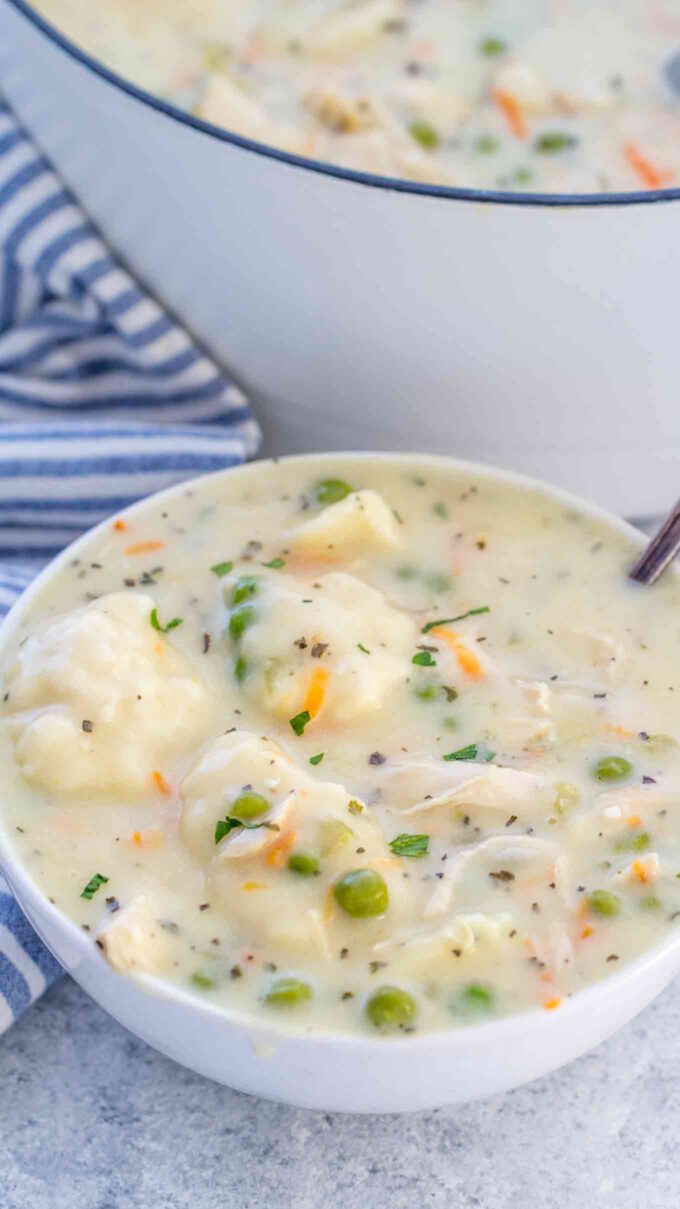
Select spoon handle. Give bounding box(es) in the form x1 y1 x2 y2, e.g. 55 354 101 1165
629 498 680 585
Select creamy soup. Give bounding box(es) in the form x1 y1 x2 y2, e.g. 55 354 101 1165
2 455 680 1038
32 0 680 192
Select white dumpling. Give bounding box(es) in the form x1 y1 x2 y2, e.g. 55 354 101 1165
181 730 387 864
289 490 401 558
3 592 211 797
180 731 395 957
229 569 416 725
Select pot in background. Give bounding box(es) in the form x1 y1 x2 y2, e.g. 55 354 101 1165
0 0 679 514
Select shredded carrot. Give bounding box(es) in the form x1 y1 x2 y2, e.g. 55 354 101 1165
242 881 269 891
493 89 527 139
540 972 554 984
266 829 297 869
631 859 651 884
606 723 634 739
431 626 485 679
151 770 171 796
124 539 166 556
543 997 561 1011
131 828 163 849
626 815 642 828
580 925 594 940
113 519 127 532
624 142 674 190
304 666 329 719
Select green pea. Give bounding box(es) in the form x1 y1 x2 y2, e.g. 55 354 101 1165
234 655 247 683
460 983 494 1013
229 603 256 641
409 120 439 151
593 756 633 783
315 478 354 506
191 971 216 990
640 893 662 912
288 852 320 877
588 889 621 917
365 985 417 1031
334 868 388 918
479 35 507 56
231 576 258 606
230 789 269 820
264 977 312 1007
415 684 438 702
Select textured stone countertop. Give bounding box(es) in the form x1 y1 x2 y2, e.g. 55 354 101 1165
2 972 680 1209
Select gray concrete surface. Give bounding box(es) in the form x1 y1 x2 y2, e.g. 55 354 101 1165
1 973 679 1208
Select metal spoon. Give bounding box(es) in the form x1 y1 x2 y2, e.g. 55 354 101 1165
666 50 680 95
629 499 680 584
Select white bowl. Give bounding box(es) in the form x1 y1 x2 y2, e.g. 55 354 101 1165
1 454 678 1113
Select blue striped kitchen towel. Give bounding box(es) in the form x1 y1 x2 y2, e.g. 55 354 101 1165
0 96 261 1034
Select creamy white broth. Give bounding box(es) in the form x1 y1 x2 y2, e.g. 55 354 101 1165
32 0 680 192
2 455 680 1037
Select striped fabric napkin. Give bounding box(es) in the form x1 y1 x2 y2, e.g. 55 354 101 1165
0 97 261 1033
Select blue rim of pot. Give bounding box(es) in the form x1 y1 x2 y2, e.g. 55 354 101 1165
6 0 680 208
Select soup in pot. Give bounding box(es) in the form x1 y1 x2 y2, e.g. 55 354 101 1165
2 455 680 1036
31 0 680 192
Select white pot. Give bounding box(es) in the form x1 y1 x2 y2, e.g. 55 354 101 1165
1 0 679 515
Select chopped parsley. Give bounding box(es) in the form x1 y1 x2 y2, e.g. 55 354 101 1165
357 643 371 654
150 608 183 633
210 560 234 577
389 833 430 858
263 557 285 569
309 752 324 766
234 655 247 683
412 650 437 667
348 799 364 815
443 743 479 762
290 709 311 736
422 606 490 634
81 873 109 900
214 816 280 844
